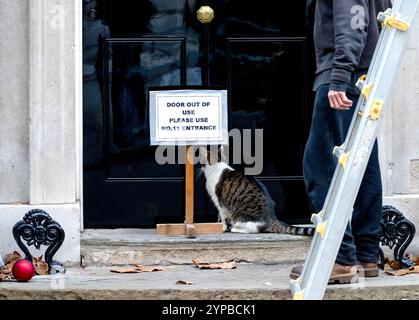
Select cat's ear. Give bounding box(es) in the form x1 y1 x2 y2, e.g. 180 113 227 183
199 147 207 154
199 147 208 165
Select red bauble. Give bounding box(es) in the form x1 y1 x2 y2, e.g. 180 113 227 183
12 259 35 282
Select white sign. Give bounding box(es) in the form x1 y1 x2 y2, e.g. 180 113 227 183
149 90 228 146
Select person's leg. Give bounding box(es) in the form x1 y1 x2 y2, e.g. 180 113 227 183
351 142 383 264
331 91 363 266
332 88 382 268
304 84 358 266
303 84 339 212
327 89 382 267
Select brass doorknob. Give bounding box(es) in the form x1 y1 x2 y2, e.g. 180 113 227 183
197 6 214 24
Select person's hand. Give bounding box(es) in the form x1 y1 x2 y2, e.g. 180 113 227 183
328 90 353 111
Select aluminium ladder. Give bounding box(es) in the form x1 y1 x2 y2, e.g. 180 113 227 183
291 0 419 300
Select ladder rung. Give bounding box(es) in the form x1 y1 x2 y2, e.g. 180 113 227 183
333 146 344 157
310 212 323 225
361 83 374 99
356 75 373 99
316 221 327 239
333 146 350 169
355 75 367 92
311 213 327 239
378 11 410 31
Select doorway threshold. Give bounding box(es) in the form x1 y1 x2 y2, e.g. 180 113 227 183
81 229 311 267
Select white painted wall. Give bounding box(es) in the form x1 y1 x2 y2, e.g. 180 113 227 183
0 0 30 204
29 0 77 205
381 17 419 195
380 8 419 254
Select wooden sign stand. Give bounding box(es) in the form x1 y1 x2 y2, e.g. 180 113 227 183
157 146 223 238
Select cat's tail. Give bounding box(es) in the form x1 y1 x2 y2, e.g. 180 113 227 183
262 220 315 236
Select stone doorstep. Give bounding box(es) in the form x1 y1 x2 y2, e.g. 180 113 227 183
1 264 419 300
81 229 311 266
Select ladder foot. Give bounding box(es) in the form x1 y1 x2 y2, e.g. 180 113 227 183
290 281 304 300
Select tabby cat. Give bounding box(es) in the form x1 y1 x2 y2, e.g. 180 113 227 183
200 147 314 236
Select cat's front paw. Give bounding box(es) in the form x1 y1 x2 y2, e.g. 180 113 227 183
223 220 233 233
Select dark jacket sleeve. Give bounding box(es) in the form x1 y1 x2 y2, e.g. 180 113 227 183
330 0 369 92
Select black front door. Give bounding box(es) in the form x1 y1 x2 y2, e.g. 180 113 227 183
83 0 315 228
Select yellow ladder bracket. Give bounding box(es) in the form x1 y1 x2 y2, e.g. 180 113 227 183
369 99 385 120
383 14 410 31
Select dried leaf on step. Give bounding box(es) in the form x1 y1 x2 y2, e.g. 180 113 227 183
135 265 164 273
0 273 13 282
4 252 22 267
0 252 18 282
388 260 401 271
110 267 141 274
33 256 49 276
405 266 419 275
406 254 419 265
207 262 236 270
385 266 419 276
176 280 194 286
0 269 12 275
385 267 409 276
192 259 236 270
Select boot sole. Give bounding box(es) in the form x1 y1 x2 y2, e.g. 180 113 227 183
290 272 300 281
328 273 359 284
289 272 359 285
358 268 380 278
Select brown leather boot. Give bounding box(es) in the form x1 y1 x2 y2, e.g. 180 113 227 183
357 262 380 278
290 263 359 284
